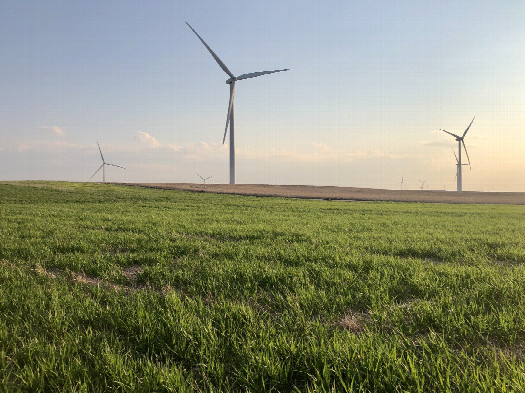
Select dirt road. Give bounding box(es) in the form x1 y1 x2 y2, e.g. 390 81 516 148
121 183 525 205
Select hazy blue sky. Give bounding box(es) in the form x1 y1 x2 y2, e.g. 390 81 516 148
1 1 524 191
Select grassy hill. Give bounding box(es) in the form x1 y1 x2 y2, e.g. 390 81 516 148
1 181 524 392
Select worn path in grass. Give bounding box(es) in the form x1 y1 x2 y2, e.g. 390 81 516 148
123 183 525 205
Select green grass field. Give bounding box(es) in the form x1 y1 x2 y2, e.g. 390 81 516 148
1 181 524 392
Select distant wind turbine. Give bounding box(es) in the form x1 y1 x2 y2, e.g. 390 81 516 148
419 179 427 190
90 142 125 183
440 117 475 192
186 22 289 184
400 177 405 190
197 173 212 184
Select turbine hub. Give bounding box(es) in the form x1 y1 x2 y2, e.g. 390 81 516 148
226 77 237 84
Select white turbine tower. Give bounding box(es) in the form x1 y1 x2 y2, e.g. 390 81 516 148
440 117 475 192
197 173 212 184
453 149 468 183
186 22 289 185
90 142 125 183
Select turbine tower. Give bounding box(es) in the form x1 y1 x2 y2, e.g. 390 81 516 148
90 142 125 183
440 117 475 192
186 22 289 184
453 149 468 183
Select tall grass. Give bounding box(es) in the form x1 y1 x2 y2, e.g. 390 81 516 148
1 181 524 392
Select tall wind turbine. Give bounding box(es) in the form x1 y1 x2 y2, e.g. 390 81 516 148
440 117 474 192
186 22 289 184
90 142 125 183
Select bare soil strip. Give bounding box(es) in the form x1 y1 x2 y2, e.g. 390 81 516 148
120 183 525 205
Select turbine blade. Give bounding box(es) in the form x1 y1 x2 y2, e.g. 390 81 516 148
453 149 458 163
106 163 125 169
440 129 461 139
462 116 475 138
462 140 471 169
90 164 103 179
97 142 105 163
236 68 289 81
223 80 236 144
186 22 234 79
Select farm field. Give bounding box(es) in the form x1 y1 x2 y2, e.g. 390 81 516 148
127 183 525 205
1 181 524 392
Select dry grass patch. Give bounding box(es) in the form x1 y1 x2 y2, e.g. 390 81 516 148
122 265 144 286
33 264 61 279
498 342 525 360
338 312 367 333
30 263 138 294
0 259 15 268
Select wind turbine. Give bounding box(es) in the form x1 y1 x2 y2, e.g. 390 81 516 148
440 117 475 192
90 142 125 183
400 177 405 190
186 22 289 184
197 173 212 184
419 179 427 190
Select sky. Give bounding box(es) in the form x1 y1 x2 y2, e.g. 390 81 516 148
1 0 524 191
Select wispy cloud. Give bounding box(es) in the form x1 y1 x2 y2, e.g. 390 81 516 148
17 140 80 152
238 143 399 163
419 140 454 148
313 142 330 152
9 134 401 166
104 133 223 159
136 131 160 147
173 141 227 161
41 125 65 136
430 129 446 135
132 132 213 155
17 143 30 152
168 144 181 152
371 150 400 159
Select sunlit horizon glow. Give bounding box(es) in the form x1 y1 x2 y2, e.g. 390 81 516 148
1 1 524 191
